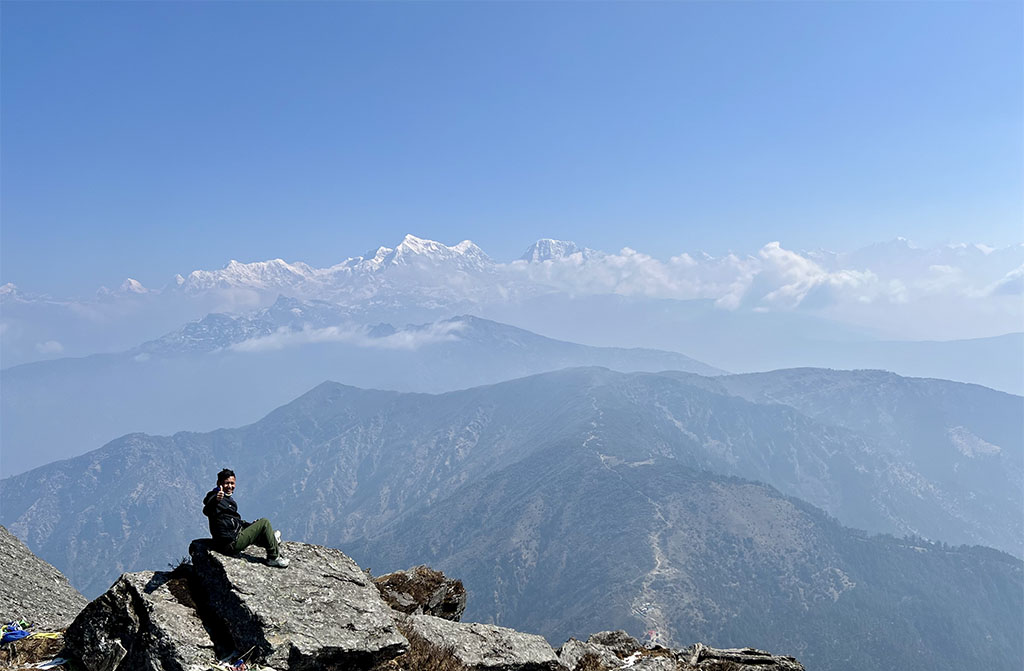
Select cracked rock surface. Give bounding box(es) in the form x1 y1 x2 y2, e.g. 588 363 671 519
63 570 217 671
189 539 408 671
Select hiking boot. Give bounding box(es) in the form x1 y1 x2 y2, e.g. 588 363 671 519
274 530 281 544
267 556 290 568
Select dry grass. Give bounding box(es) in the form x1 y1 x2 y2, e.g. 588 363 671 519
0 632 65 670
574 652 610 671
374 624 467 671
375 567 465 619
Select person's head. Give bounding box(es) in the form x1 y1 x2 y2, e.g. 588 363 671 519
217 468 236 495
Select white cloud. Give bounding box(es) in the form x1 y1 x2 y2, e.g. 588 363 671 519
986 265 1024 297
507 246 756 302
543 238 1018 315
231 320 466 353
707 242 882 311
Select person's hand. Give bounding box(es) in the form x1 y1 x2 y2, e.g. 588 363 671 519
216 485 224 501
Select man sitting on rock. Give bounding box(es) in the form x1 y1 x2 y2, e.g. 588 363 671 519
203 468 290 568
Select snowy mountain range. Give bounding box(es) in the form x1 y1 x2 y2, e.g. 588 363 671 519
79 235 1022 311
2 234 1022 387
174 235 497 295
7 234 1021 310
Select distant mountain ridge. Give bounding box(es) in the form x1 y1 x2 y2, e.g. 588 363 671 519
1 310 723 475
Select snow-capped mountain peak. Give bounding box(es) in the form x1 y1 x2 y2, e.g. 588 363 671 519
179 257 317 293
377 234 492 272
520 238 598 262
392 234 488 262
119 278 149 294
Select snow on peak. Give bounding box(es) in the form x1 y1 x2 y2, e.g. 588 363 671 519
0 282 17 296
520 239 598 262
179 257 317 293
385 235 492 270
396 234 438 254
120 278 148 294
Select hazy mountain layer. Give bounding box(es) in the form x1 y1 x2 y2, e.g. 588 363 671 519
717 367 1023 493
1 312 721 476
2 368 1018 595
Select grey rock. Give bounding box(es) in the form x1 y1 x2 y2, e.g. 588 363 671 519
0 525 87 629
560 633 675 671
557 639 621 670
584 632 642 658
403 614 564 671
374 565 467 621
63 570 217 671
682 643 805 670
188 539 408 671
561 633 804 671
624 656 675 671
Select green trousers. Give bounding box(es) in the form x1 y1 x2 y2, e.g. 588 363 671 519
231 518 279 559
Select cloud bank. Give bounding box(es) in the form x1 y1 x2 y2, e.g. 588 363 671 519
508 240 1014 313
230 320 466 353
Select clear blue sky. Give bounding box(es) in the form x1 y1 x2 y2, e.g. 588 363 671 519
2 1 1021 295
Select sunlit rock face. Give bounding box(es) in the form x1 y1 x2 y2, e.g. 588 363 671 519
0 525 87 630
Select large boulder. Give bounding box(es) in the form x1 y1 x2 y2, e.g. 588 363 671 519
63 570 218 671
557 638 623 670
374 565 467 621
188 539 408 671
402 614 564 671
0 525 87 629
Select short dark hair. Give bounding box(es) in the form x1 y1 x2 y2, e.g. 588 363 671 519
217 468 235 485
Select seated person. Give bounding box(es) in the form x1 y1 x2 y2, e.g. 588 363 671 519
202 468 289 568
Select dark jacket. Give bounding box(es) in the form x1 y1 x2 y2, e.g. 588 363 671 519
202 489 249 549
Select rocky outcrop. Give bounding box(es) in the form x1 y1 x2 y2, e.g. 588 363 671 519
54 541 803 671
683 643 804 670
63 570 217 671
557 632 804 671
374 565 467 621
188 539 408 671
0 525 87 630
402 614 563 671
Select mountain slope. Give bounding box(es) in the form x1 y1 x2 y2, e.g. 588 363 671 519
350 451 1022 671
715 368 1023 533
2 368 1018 593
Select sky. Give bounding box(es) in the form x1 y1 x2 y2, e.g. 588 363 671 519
2 1 1021 296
